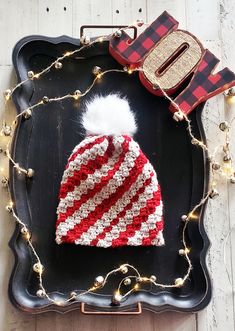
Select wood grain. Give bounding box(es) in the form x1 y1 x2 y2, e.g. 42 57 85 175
0 0 234 330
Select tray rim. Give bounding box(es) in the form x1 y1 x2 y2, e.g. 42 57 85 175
8 34 212 314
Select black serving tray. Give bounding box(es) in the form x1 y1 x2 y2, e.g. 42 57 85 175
8 34 211 314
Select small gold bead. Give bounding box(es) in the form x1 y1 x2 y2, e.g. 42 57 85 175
2 125 12 136
179 249 185 256
136 18 144 27
33 262 43 274
27 168 34 178
20 226 29 235
223 154 231 162
6 204 13 213
209 188 219 199
94 275 104 287
150 275 156 282
27 71 35 79
112 292 122 305
179 248 190 256
120 265 128 274
173 111 184 122
152 84 159 90
226 87 235 96
114 29 122 38
219 121 229 131
92 66 102 76
36 289 46 297
73 90 82 100
1 178 8 187
3 89 12 101
70 291 77 299
230 176 235 184
55 61 63 69
42 96 49 104
123 278 131 286
80 35 90 45
23 108 32 119
212 163 220 170
181 214 188 221
175 278 184 287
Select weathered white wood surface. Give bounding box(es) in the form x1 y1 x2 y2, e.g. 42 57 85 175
0 0 234 330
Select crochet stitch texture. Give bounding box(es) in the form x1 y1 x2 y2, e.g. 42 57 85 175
56 134 164 247
55 95 164 247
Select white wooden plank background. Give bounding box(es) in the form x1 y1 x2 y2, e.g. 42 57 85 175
0 1 234 330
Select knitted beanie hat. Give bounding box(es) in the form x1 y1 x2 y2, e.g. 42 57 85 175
55 94 164 248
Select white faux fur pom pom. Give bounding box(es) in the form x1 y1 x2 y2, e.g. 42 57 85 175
81 94 137 136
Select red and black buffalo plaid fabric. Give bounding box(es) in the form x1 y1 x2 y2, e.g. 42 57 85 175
170 49 235 114
109 11 178 65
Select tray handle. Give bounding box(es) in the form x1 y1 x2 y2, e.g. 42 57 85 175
80 25 138 40
80 302 142 315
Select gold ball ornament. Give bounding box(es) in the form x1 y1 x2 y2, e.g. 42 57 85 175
152 84 159 90
219 121 229 132
42 96 49 104
226 87 235 96
73 90 82 100
120 265 128 274
69 291 77 301
27 71 35 79
94 275 104 287
36 289 46 297
80 35 90 45
20 226 29 235
173 111 184 122
27 168 35 178
179 249 186 256
3 89 12 100
136 18 144 27
55 61 63 69
150 275 157 282
179 248 190 256
175 278 184 287
3 125 12 136
1 178 8 187
209 188 219 199
223 154 231 162
92 66 102 76
33 262 44 274
212 162 221 170
114 29 122 38
112 292 122 305
230 176 235 184
6 204 13 213
23 108 32 119
123 278 131 286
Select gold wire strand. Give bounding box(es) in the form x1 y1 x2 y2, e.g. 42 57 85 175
6 23 139 99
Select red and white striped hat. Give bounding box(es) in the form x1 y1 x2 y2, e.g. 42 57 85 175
55 94 164 247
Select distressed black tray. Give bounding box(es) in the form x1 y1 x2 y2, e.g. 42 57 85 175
8 34 211 314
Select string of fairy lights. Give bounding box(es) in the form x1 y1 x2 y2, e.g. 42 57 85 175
1 21 235 307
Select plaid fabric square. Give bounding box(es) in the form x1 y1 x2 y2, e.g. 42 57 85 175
109 11 178 65
170 50 235 114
